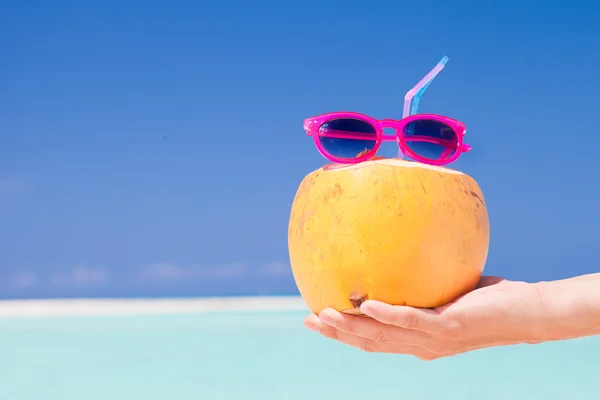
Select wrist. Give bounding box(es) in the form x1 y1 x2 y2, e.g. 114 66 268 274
531 276 600 342
505 281 554 344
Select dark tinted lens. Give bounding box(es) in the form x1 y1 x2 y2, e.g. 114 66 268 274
403 119 458 161
318 118 377 160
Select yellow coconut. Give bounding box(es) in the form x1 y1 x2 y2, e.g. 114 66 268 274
288 158 490 315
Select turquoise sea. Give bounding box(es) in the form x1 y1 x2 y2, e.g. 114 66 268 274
1 309 599 400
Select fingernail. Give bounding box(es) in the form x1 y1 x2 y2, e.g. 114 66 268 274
319 315 336 327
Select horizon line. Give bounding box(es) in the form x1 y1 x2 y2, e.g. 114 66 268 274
0 295 308 319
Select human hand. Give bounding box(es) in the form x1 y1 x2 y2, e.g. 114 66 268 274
303 276 547 360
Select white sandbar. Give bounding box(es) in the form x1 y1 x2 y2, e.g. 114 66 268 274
0 296 308 318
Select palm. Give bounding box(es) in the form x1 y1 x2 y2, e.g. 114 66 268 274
436 276 514 313
432 276 540 347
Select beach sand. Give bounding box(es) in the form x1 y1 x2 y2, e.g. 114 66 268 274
0 296 308 318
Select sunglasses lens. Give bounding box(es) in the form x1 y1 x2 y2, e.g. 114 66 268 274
318 118 377 160
402 119 458 161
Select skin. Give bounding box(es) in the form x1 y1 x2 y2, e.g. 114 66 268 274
303 273 600 360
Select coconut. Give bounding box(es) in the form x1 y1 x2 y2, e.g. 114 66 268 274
288 158 490 314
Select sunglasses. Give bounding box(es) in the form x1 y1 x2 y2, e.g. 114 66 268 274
303 56 471 166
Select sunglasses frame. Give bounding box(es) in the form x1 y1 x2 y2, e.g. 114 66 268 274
303 112 471 166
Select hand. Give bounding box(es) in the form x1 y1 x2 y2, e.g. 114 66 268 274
303 276 547 360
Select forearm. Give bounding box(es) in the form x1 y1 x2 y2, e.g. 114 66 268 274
533 273 600 341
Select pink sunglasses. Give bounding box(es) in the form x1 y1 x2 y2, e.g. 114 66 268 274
303 56 472 166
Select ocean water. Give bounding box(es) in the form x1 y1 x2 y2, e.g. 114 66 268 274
0 310 599 400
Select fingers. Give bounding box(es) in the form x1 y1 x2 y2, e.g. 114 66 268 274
304 314 436 360
317 308 432 347
359 300 455 333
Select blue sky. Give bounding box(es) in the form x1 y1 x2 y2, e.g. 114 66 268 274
1 0 599 299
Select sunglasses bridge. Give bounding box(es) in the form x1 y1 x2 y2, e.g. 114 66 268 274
378 119 404 141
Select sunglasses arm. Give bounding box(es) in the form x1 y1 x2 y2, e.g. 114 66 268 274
315 128 470 151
